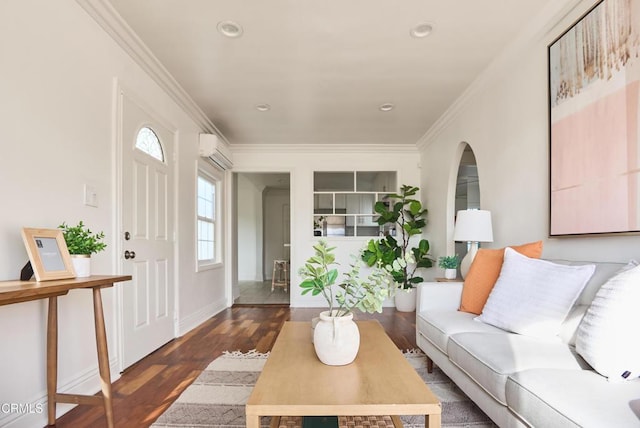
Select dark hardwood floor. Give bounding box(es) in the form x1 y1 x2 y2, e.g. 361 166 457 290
53 307 417 428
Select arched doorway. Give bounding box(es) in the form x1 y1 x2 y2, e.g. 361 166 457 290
454 143 479 263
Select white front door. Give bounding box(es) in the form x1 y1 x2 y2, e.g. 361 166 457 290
119 92 175 370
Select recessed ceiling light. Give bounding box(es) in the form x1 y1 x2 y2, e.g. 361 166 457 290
217 21 243 38
379 103 394 112
410 22 433 38
256 104 270 112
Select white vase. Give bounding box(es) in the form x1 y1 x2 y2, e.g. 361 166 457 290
395 288 417 312
313 310 360 366
444 268 457 279
71 255 91 277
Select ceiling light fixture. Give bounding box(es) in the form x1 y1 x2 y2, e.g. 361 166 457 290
410 22 433 38
255 104 270 112
379 103 394 112
217 21 243 38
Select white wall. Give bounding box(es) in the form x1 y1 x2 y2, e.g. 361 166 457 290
421 0 640 264
0 2 225 426
236 174 263 281
231 146 425 307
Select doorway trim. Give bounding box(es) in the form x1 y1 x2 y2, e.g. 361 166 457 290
112 79 179 372
227 169 294 307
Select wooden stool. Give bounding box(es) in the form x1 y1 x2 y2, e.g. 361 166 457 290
272 260 288 292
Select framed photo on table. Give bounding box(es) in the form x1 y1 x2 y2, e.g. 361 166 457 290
21 228 76 281
548 0 640 236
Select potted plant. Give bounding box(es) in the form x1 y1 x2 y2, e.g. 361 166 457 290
438 255 459 279
298 240 390 365
361 184 434 312
58 221 107 277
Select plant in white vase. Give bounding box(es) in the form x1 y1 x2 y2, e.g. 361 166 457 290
298 240 390 365
361 185 434 312
58 221 106 277
438 255 459 280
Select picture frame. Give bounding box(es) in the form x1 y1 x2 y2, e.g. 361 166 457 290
21 228 76 281
548 0 640 237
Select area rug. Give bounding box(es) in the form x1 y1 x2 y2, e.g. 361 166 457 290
151 349 494 428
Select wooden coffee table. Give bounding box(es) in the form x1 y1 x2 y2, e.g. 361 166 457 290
246 320 441 428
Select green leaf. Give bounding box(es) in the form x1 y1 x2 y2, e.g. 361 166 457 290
299 280 315 289
416 259 433 268
374 201 388 214
326 268 338 285
364 253 377 266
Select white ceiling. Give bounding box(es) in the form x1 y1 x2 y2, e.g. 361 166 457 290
108 0 550 146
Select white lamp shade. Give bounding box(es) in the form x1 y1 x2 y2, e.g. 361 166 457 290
453 210 493 243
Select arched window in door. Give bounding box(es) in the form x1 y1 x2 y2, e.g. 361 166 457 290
135 126 165 162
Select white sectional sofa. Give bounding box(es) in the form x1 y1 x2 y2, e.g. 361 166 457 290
416 260 640 427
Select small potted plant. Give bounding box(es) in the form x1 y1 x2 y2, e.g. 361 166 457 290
58 221 107 277
438 255 459 280
298 240 390 366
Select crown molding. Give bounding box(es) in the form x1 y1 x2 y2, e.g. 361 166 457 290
76 0 230 144
230 143 419 154
416 0 585 151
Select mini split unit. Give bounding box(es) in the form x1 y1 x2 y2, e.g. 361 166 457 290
199 134 233 170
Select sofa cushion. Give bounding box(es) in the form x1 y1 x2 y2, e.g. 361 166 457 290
447 332 587 405
459 241 543 315
576 262 640 381
506 369 640 428
416 310 503 354
477 248 595 338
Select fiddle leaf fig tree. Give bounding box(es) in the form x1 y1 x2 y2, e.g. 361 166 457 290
362 184 434 290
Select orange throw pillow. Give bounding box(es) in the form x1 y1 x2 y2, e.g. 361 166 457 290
459 241 543 315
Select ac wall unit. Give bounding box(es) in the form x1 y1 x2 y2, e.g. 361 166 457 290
199 134 233 170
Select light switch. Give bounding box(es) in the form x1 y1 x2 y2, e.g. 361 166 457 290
84 184 98 207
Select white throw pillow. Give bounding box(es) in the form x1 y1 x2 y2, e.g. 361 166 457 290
576 263 640 381
477 248 595 339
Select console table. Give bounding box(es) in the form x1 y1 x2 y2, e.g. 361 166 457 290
0 275 131 428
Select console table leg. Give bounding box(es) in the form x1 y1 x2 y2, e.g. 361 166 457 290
46 297 58 426
93 288 114 428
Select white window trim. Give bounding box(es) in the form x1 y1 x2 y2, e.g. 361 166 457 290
196 167 222 272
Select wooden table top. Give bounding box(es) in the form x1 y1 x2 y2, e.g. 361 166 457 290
246 320 441 417
0 275 132 306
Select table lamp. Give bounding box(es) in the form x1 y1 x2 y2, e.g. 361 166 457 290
453 210 493 278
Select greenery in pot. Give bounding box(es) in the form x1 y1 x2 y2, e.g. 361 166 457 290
298 240 390 316
438 255 460 270
58 221 107 255
361 184 434 290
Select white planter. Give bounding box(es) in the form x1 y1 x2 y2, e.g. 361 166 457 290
444 268 457 279
313 310 360 366
395 288 417 312
71 255 91 278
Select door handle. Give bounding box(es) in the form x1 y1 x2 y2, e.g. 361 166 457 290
124 250 136 260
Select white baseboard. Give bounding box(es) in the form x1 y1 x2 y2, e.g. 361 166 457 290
178 298 227 336
1 358 120 428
